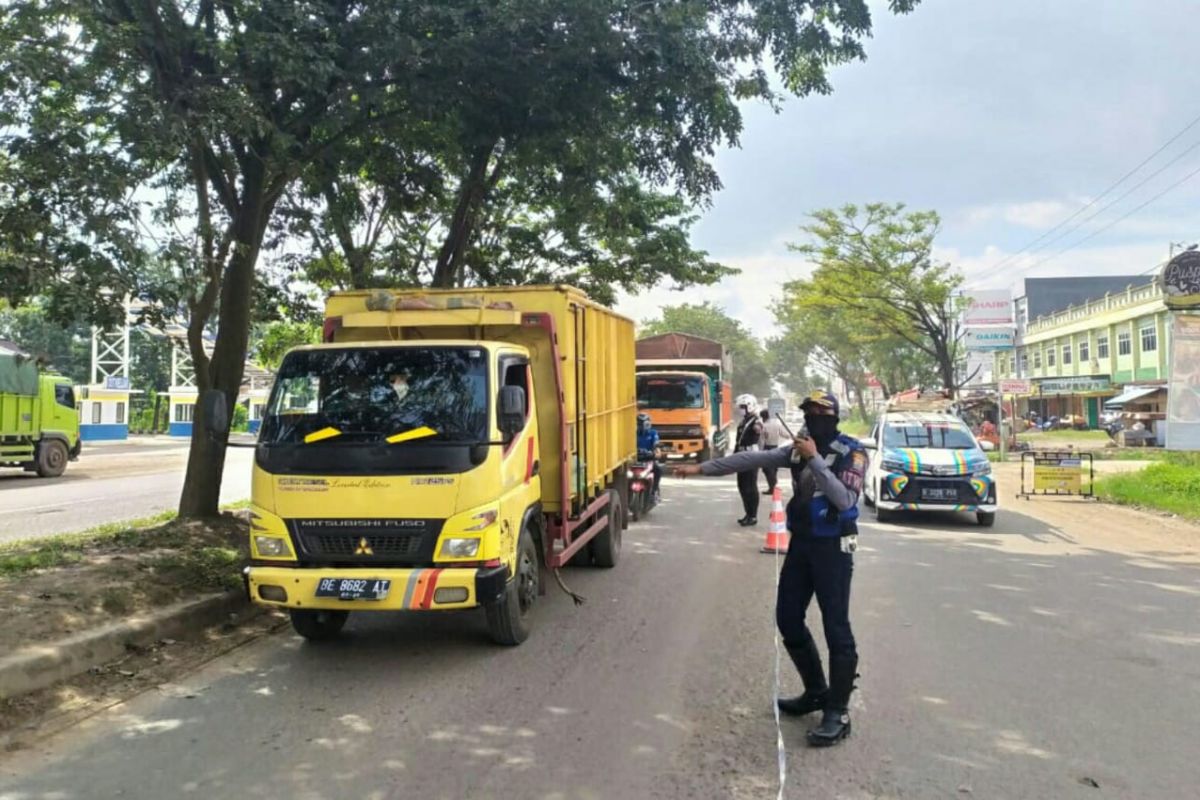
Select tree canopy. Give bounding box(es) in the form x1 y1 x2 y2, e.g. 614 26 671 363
785 203 965 393
0 1 920 515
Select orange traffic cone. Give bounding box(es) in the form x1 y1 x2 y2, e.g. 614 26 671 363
760 485 789 554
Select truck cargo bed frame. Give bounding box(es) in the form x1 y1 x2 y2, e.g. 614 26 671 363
523 311 621 569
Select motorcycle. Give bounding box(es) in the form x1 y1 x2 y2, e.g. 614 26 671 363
628 448 662 521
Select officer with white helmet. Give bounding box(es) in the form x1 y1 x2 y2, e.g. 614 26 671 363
732 393 764 525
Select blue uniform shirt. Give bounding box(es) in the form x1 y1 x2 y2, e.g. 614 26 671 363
637 428 660 452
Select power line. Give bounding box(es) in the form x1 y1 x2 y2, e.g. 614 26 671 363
985 108 1200 272
998 135 1200 268
1012 160 1200 276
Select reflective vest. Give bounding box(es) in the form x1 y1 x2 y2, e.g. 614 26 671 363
786 434 862 538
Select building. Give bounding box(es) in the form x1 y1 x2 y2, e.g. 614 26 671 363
994 280 1169 430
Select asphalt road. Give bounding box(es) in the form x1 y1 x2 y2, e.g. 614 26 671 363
2 471 1199 798
0 441 254 543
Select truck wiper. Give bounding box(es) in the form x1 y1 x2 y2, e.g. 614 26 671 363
385 426 438 444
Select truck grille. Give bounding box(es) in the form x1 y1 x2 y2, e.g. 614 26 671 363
288 518 443 564
657 425 702 440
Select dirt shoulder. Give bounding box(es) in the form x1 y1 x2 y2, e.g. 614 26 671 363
992 462 1200 563
0 515 249 651
0 513 271 747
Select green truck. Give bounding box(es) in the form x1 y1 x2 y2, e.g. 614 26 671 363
0 351 81 477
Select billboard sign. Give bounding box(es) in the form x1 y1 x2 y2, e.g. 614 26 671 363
999 378 1032 395
1161 250 1200 311
964 290 1014 325
1166 314 1200 449
964 327 1015 351
104 375 131 391
1037 376 1111 394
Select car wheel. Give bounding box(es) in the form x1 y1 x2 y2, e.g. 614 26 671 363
976 511 996 528
862 478 876 508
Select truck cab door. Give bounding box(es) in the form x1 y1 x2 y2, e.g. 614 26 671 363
498 356 540 559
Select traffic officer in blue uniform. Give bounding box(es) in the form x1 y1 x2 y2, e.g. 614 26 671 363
677 390 867 747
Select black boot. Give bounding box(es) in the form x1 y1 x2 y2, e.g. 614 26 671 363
777 639 827 717
807 656 857 747
737 516 757 527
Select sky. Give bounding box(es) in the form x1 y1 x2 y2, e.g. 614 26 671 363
615 0 1200 339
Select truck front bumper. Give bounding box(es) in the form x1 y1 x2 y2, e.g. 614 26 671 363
659 438 705 457
247 564 509 612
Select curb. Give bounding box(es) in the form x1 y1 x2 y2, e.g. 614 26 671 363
0 590 255 701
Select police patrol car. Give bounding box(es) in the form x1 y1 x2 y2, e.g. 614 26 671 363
861 405 997 527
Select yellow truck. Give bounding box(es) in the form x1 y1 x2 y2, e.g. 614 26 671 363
205 286 636 645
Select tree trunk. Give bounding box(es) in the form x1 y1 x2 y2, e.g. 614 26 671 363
178 162 273 518
432 141 496 287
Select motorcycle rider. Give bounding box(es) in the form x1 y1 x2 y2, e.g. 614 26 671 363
676 390 866 748
733 394 764 526
636 412 663 501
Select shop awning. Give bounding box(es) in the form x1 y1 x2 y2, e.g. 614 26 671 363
1104 386 1162 409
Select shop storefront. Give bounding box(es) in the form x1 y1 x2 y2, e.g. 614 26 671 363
1030 376 1114 428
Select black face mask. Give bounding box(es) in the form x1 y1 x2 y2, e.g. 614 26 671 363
805 414 839 449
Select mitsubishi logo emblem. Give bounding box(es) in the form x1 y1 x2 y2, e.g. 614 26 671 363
354 537 373 556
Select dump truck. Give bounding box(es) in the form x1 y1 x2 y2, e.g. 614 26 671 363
215 286 636 645
0 350 81 477
635 333 733 461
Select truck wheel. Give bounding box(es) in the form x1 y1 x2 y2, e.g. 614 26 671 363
35 440 69 478
289 609 349 641
591 489 622 568
486 527 539 646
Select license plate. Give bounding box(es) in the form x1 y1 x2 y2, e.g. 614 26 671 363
315 577 391 601
920 487 958 501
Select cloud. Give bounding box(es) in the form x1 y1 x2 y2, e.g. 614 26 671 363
939 240 1168 293
615 244 813 340
961 199 1083 230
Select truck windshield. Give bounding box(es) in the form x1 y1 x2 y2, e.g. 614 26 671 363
884 422 977 450
637 376 705 409
260 347 489 445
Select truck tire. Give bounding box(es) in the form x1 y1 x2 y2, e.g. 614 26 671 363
700 442 712 463
289 609 349 641
35 440 69 478
591 489 622 568
486 526 539 646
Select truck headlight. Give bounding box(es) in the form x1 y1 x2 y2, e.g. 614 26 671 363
688 427 704 437
440 538 481 558
254 535 292 558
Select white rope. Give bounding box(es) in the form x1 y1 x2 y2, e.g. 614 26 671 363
773 530 787 799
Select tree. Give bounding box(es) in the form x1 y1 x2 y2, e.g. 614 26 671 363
1 1 920 517
765 332 813 397
254 320 321 372
772 297 871 419
0 303 91 383
787 203 966 391
640 302 771 398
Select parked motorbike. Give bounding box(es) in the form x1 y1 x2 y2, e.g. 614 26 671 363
628 448 662 521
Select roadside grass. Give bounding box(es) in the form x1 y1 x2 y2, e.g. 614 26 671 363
1017 429 1112 444
0 500 250 577
1095 452 1200 519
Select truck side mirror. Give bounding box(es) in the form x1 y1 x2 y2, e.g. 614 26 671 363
498 386 527 437
201 390 230 439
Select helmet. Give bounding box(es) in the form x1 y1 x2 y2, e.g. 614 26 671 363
799 390 840 417
735 394 758 415
637 412 652 432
